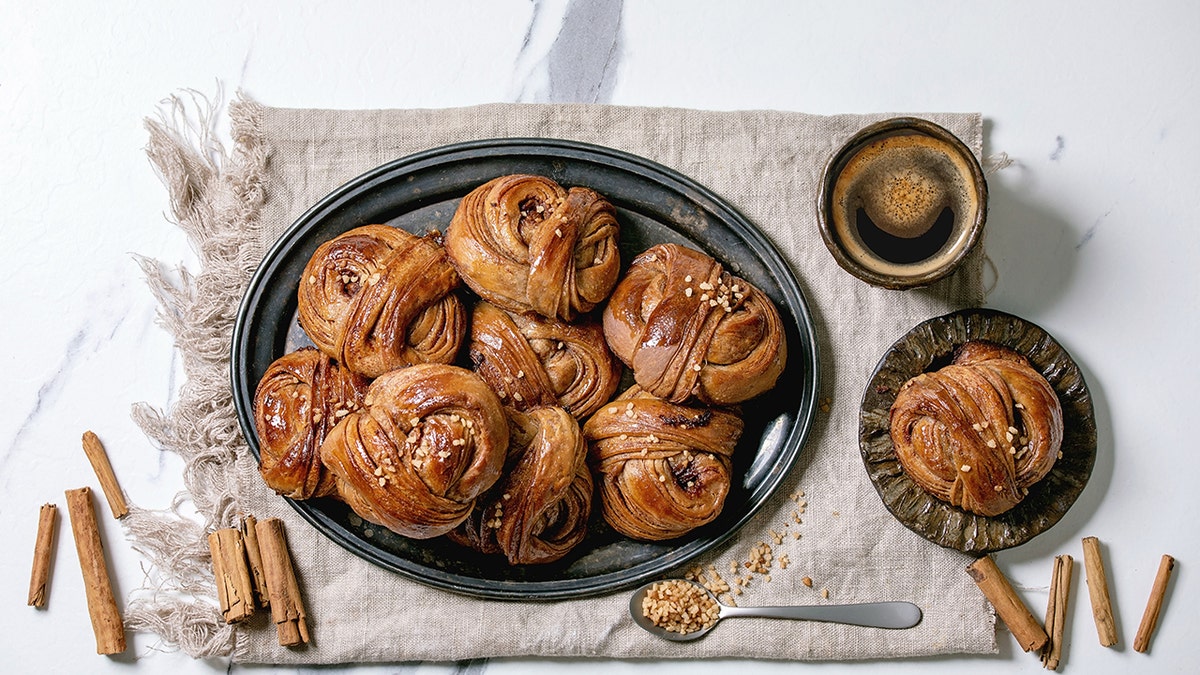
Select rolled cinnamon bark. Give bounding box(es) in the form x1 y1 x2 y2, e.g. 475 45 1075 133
81 431 129 519
966 555 1048 652
27 503 58 607
1040 554 1073 670
1081 536 1118 647
1133 554 1175 653
255 518 309 647
208 528 255 623
64 487 126 655
240 515 270 609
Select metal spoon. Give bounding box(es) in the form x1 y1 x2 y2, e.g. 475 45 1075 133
630 579 922 641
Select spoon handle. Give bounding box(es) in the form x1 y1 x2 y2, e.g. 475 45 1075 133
722 601 922 629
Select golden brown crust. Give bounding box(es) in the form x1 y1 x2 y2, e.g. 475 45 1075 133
297 225 466 379
318 364 508 539
889 341 1064 516
449 406 593 564
582 386 743 541
444 174 621 321
602 243 786 406
253 348 369 500
468 301 621 420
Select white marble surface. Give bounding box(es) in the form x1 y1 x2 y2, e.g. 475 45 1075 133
2 1 1197 672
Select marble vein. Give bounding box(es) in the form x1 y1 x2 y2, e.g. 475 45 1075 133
1050 134 1065 161
1076 208 1110 249
0 311 125 492
545 0 623 103
512 0 623 103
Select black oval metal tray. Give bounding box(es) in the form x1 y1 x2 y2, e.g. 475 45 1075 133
859 308 1096 554
231 138 820 599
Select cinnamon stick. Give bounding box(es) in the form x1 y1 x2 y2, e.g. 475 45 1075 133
240 515 270 609
967 555 1048 652
64 487 126 655
1040 554 1073 670
255 518 309 646
1081 536 1118 647
80 431 129 519
27 503 58 607
1133 554 1175 653
208 528 255 623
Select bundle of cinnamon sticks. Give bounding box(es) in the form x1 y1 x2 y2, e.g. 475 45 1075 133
28 430 312 657
967 536 1176 670
209 515 310 646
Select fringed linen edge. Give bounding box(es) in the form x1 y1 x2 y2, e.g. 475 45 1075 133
124 91 267 660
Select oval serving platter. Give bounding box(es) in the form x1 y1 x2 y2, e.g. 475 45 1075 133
231 138 820 600
859 308 1096 554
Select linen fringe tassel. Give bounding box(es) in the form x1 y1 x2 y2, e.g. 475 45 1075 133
124 90 267 659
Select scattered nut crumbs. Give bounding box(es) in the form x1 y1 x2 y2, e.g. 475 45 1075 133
667 485 839 608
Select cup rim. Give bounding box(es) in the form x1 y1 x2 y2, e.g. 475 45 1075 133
816 116 988 290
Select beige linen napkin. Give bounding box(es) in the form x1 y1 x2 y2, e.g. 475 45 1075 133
130 96 995 663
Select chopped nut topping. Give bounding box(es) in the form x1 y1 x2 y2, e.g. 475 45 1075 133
640 580 719 635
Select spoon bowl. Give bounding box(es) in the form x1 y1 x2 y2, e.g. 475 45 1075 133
630 579 923 642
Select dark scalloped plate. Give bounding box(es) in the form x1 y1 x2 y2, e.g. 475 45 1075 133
231 138 819 600
859 308 1096 554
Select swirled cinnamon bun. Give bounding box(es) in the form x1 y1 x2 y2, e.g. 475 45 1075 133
583 386 743 541
444 174 620 322
602 243 786 406
253 348 369 500
449 406 592 564
319 364 508 539
298 225 466 379
468 301 620 420
889 340 1064 517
